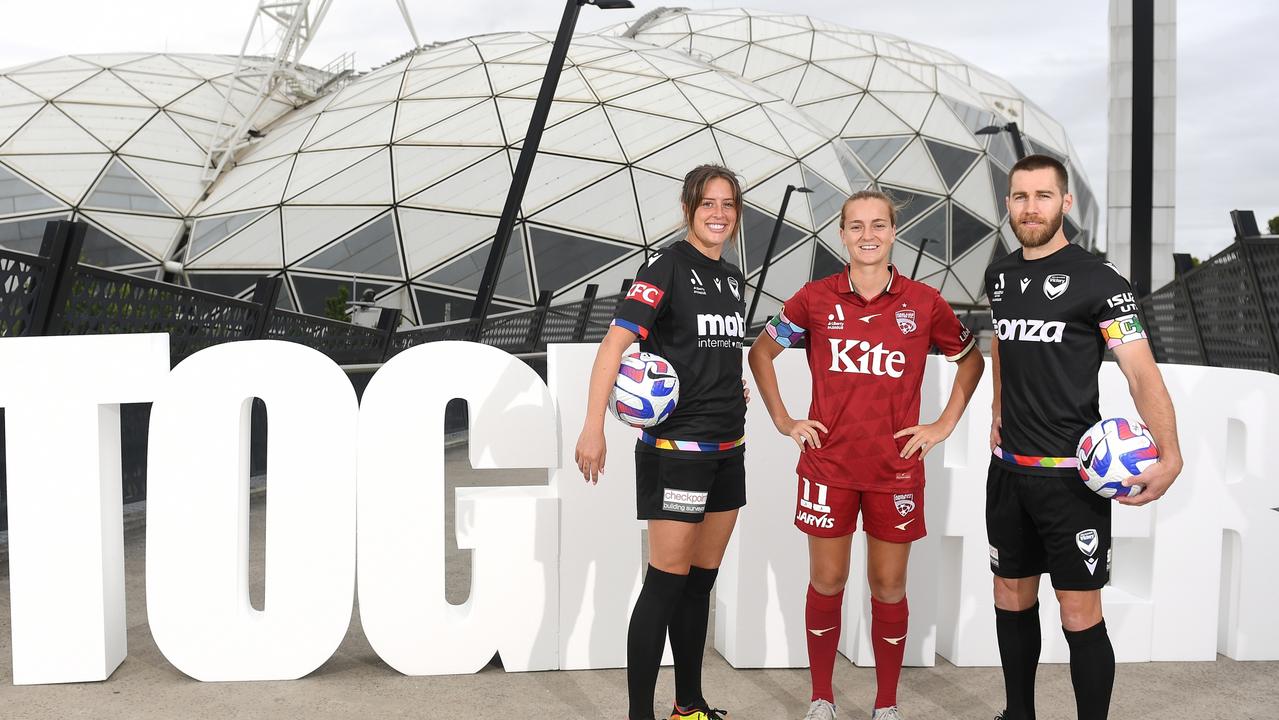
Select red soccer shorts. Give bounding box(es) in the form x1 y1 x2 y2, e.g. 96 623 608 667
793 476 926 542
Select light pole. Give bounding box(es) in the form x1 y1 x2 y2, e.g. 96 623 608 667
976 121 1027 160
910 237 937 280
745 185 811 331
468 0 634 340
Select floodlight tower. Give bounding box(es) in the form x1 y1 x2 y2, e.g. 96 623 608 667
202 0 425 187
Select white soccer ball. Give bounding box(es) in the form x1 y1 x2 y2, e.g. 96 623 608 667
608 352 680 428
1076 417 1159 499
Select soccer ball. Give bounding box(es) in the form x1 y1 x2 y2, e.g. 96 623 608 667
609 352 679 428
1076 417 1159 499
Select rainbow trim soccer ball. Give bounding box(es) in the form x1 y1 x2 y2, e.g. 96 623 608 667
1076 417 1159 499
609 352 679 429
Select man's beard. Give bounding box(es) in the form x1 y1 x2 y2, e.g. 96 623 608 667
1010 209 1064 248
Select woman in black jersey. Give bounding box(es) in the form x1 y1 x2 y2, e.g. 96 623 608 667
575 164 748 720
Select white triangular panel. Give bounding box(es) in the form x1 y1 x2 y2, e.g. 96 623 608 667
817 213 845 256
401 151 511 214
0 153 109 205
716 105 789 153
606 80 703 123
764 105 827 156
935 70 988 110
810 31 873 61
712 46 750 77
113 54 198 76
755 31 816 61
522 153 621 214
845 95 912 136
484 62 550 96
169 55 238 80
13 56 100 73
57 71 152 106
801 144 854 194
684 35 748 64
792 66 859 106
578 68 665 103
751 65 806 104
398 208 499 278
951 235 997 296
165 82 237 121
327 73 405 111
673 81 755 123
889 240 946 280
125 156 207 215
392 97 484 142
237 115 315 160
532 169 641 243
284 147 381 200
198 158 293 214
745 165 812 230
0 77 46 106
867 59 932 93
0 103 47 147
886 59 937 90
759 240 813 302
120 112 204 164
301 103 388 150
920 100 981 150
816 56 877 90
579 50 663 77
407 42 483 70
282 206 384 264
7 69 98 100
742 45 805 81
634 128 723 179
797 93 861 135
952 160 999 224
747 17 807 42
402 64 490 100
494 97 595 147
604 106 702 162
631 168 686 242
522 105 625 163
290 149 393 205
880 138 946 194
111 70 203 107
57 103 155 151
711 130 792 185
188 210 284 269
393 145 497 202
876 91 935 128
0 104 108 154
1022 103 1067 154
80 210 182 258
401 99 504 146
701 16 751 42
305 103 395 150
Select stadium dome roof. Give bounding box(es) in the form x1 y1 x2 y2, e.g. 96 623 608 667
0 8 1098 323
0 53 298 273
606 7 1100 303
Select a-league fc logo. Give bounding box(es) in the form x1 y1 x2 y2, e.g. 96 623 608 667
893 493 916 516
895 309 917 335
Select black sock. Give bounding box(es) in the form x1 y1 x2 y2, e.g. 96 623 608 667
1064 619 1114 720
669 565 718 709
627 565 688 720
995 603 1041 720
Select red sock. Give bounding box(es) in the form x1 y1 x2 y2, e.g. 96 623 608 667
871 595 909 709
806 584 844 703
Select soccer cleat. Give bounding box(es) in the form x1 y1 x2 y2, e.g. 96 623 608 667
803 699 837 720
870 707 901 720
670 704 729 720
993 712 1007 720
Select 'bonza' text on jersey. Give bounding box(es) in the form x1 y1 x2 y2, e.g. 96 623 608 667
696 312 745 348
994 318 1066 343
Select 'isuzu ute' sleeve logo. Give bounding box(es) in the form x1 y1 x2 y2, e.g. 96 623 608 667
626 281 664 308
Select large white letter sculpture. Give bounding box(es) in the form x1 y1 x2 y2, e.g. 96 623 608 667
0 334 168 685
146 340 358 681
357 341 559 675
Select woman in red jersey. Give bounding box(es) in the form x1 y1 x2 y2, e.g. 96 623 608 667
747 189 984 720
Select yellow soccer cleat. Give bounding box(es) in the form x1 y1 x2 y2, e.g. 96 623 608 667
670 703 729 720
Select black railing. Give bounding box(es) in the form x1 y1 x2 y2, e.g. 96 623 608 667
1139 235 1279 373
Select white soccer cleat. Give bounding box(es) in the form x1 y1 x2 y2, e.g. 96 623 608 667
803 698 837 720
870 707 902 720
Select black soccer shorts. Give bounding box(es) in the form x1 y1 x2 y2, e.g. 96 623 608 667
634 446 747 523
986 460 1112 591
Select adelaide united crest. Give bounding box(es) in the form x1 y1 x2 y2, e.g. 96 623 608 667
893 493 916 516
895 309 917 335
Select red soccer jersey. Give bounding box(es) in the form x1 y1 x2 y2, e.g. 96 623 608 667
766 265 975 492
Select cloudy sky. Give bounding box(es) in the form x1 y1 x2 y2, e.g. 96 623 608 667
3 0 1275 261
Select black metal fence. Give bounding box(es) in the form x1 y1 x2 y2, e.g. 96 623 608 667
1139 235 1279 373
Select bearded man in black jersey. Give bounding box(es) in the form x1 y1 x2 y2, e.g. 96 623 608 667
983 155 1182 720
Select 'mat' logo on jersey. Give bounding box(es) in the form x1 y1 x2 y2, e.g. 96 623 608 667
828 338 906 377
696 312 746 348
995 318 1066 343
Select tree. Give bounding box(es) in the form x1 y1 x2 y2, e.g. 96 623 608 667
323 285 351 322
1268 215 1279 235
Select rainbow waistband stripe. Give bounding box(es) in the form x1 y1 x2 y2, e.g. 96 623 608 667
640 432 746 452
993 446 1079 468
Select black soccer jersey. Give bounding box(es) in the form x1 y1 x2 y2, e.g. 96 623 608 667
612 240 747 457
984 243 1148 476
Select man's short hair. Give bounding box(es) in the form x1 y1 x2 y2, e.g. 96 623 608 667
1009 154 1069 195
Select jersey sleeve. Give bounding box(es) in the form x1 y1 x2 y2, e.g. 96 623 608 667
765 283 811 348
1091 262 1148 349
928 290 976 361
612 252 675 340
